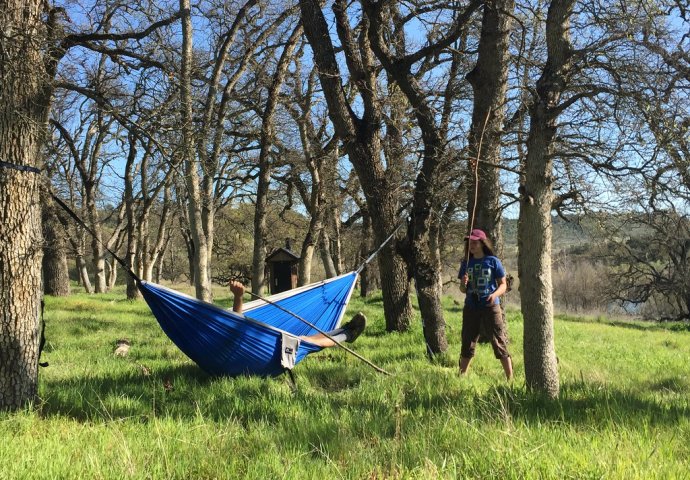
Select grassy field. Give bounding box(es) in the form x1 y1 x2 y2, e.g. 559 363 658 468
1 285 689 479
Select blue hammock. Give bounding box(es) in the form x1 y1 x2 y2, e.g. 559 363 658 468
137 272 358 377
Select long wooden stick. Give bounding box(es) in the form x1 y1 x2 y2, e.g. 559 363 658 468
465 110 492 266
245 289 391 376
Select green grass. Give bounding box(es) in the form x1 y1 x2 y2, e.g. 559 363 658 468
2 287 689 479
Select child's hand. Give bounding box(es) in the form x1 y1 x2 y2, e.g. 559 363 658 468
229 280 245 297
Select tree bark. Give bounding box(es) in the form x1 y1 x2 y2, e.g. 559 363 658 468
466 0 515 256
359 212 380 297
42 195 70 296
75 240 94 294
362 0 483 352
299 0 413 331
143 185 172 282
0 0 52 410
87 184 107 293
252 25 301 295
319 231 338 278
180 0 212 301
124 133 141 299
519 0 576 398
295 125 327 287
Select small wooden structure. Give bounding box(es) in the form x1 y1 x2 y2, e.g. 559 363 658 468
265 241 300 294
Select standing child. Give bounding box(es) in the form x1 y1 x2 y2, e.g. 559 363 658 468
458 229 513 380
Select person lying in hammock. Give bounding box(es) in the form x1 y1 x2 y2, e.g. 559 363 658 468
229 280 366 347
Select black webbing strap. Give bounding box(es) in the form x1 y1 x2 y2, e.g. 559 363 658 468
0 160 41 174
39 299 49 367
49 193 141 283
1 159 141 283
284 368 298 393
356 220 404 274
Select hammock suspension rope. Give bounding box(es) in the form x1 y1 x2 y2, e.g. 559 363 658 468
1 159 397 376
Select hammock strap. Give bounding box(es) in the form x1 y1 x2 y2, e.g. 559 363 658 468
246 289 391 376
0 160 42 174
1 159 139 282
49 191 141 283
3 158 387 375
355 203 411 274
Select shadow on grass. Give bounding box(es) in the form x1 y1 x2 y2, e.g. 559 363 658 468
607 321 661 331
466 382 690 428
556 314 690 333
647 375 689 394
605 320 690 333
39 363 213 421
38 361 688 431
303 363 364 392
328 380 689 431
67 317 113 335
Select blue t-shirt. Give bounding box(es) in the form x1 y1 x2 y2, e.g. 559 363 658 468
458 256 506 308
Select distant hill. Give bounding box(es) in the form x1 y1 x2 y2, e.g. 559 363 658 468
503 216 592 251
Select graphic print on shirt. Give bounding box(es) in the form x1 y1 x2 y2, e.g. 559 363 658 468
468 264 493 299
459 256 505 307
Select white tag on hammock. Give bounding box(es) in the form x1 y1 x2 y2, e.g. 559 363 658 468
280 333 301 370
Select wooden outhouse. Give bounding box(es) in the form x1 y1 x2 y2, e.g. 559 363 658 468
265 244 300 294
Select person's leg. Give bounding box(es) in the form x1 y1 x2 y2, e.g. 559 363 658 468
487 305 513 381
460 307 480 375
301 333 336 348
500 356 513 381
300 312 366 347
459 356 473 374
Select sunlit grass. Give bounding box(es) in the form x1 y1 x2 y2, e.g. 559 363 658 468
1 285 688 479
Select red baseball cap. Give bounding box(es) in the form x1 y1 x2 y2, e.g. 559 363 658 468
465 228 487 241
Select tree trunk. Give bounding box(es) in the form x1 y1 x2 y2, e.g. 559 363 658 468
107 258 118 289
0 0 52 410
252 153 270 294
181 228 195 286
330 211 344 275
298 231 318 286
519 0 575 399
466 0 514 256
298 155 326 287
75 251 93 294
180 0 212 301
359 212 380 296
364 0 484 351
89 193 107 294
153 234 170 284
299 0 413 331
143 190 172 282
125 227 139 299
319 231 338 278
124 134 140 299
318 161 341 279
252 26 301 295
42 197 70 296
410 152 448 354
323 157 344 277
